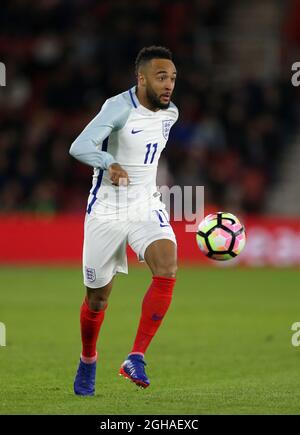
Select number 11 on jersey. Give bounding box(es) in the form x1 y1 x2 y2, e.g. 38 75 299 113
144 143 158 164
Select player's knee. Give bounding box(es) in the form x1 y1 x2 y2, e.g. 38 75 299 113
86 294 108 312
87 291 108 311
86 282 112 311
154 262 177 278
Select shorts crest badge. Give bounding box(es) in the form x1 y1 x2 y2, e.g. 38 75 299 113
162 119 173 140
85 267 96 283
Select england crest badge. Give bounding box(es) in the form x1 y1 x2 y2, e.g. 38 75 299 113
85 267 96 283
162 119 173 140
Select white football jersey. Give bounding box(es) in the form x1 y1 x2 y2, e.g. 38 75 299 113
70 86 178 215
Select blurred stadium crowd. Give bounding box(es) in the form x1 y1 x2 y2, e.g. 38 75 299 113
0 0 299 214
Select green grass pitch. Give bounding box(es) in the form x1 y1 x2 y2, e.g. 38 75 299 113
1 266 300 415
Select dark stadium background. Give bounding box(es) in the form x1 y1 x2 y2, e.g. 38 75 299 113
1 0 300 416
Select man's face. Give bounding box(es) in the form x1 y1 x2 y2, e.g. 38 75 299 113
139 58 177 109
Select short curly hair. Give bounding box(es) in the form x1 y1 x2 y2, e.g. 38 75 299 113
135 46 173 75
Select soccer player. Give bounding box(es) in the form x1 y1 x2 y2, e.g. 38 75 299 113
70 46 178 395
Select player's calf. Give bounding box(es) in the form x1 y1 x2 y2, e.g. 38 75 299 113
119 275 176 389
74 282 113 396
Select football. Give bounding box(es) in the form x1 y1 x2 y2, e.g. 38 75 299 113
196 212 246 261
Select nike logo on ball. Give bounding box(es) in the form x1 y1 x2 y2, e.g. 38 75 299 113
131 129 143 134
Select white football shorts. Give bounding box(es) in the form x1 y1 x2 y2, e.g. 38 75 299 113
82 200 177 288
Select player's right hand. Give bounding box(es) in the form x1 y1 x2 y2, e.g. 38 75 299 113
108 163 130 186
